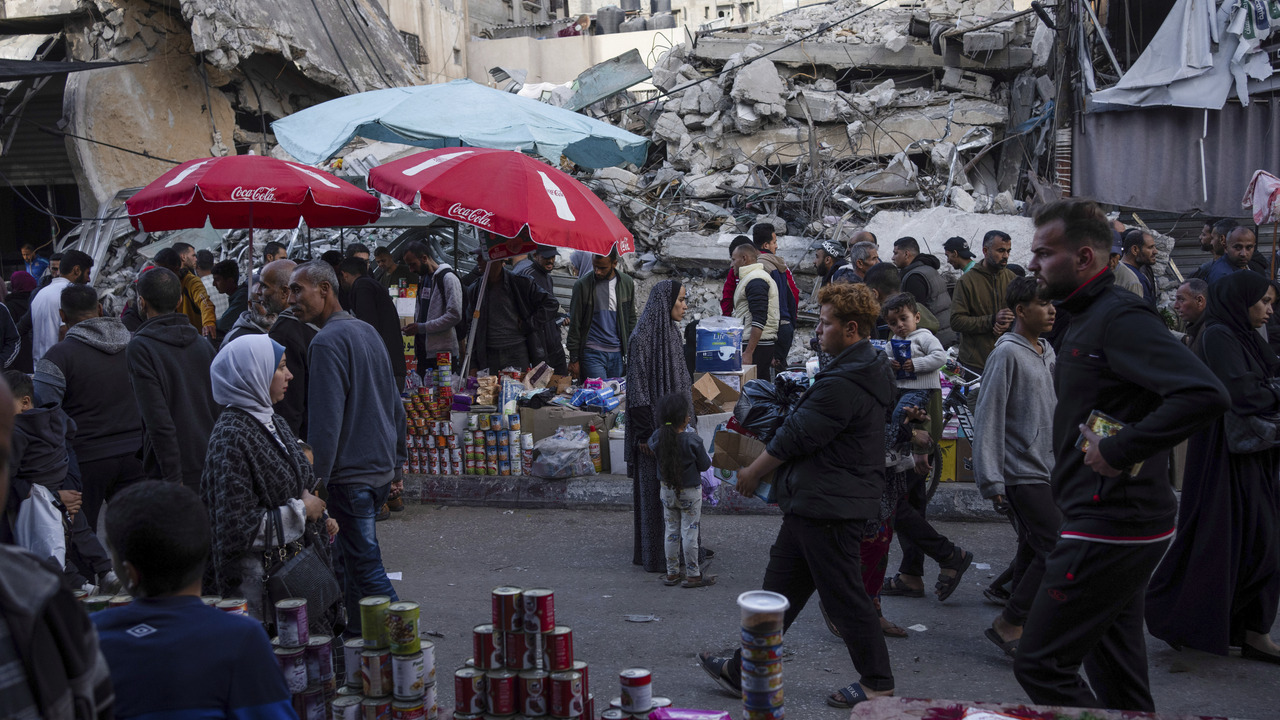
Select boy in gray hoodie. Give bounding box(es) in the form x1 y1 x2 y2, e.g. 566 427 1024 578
972 276 1060 657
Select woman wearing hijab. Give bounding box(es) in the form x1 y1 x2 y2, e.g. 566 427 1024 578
202 334 333 628
6 271 36 372
1146 271 1280 663
626 279 693 573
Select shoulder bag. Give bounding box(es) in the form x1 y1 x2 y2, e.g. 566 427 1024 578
1224 410 1280 454
262 506 342 615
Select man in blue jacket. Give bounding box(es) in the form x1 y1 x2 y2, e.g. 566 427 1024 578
289 260 405 634
699 282 895 711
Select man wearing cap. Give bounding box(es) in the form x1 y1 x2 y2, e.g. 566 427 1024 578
814 240 859 291
517 246 569 375
951 230 1016 375
943 237 978 274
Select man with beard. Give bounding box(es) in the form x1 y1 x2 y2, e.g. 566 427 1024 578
1016 199 1228 711
258 259 315 438
1173 278 1208 348
1119 229 1158 306
891 236 954 346
1201 226 1259 285
951 230 1015 374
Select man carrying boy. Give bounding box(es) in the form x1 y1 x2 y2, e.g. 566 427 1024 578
971 276 1060 657
93 481 296 719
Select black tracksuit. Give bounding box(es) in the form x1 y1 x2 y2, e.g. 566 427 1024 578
269 310 317 439
1014 270 1229 711
348 275 407 390
726 339 896 693
126 313 222 491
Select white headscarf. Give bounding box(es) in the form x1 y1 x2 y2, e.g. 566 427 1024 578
211 334 286 427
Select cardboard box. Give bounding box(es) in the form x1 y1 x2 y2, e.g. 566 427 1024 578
712 429 776 502
518 405 615 471
706 366 757 392
692 373 740 416
937 437 974 483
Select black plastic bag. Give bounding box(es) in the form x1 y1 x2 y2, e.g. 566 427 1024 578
733 379 789 442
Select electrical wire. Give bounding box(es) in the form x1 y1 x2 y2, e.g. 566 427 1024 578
307 0 361 91
0 166 105 223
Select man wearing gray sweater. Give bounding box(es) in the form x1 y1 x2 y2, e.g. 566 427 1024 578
288 260 405 634
972 276 1060 657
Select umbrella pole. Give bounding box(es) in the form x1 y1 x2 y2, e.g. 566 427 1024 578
341 228 346 256
459 258 493 382
1271 219 1277 280
453 222 459 269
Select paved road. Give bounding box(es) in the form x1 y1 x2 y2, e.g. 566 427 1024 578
375 505 1275 720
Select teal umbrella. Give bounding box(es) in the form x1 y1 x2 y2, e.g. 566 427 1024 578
271 79 647 170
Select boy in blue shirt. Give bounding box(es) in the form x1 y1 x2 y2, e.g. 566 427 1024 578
93 481 297 720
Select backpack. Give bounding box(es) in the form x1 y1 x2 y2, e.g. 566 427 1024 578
425 266 467 346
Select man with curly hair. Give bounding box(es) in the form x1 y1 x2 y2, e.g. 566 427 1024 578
699 282 896 711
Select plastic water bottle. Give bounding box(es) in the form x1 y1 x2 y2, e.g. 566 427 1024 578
588 425 603 473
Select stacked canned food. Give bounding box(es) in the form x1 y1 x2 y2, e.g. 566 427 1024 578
269 598 338 720
462 414 525 476
454 586 594 720
76 593 132 612
404 378 463 476
736 591 789 720
599 668 675 719
337 597 437 720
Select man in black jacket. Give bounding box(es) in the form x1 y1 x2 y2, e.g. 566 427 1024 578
210 260 249 341
126 268 221 492
464 260 558 375
891 236 955 346
258 259 316 439
700 281 895 711
339 257 406 391
0 375 114 720
1018 199 1229 711
516 246 569 375
34 284 144 530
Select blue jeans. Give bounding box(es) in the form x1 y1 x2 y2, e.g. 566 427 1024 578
326 483 399 635
582 348 624 380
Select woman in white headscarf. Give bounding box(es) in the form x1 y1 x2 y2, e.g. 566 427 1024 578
201 334 330 627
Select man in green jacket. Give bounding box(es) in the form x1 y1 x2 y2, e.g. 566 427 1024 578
951 230 1016 374
567 250 636 380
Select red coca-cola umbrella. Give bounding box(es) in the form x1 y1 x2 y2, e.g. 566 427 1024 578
126 155 380 235
367 147 634 260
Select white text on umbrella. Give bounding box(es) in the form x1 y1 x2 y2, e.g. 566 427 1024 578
538 171 576 222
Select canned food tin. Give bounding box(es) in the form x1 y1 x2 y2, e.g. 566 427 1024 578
361 596 392 649
485 669 517 716
468 414 480 430
498 460 511 476
507 430 520 447
740 628 784 648
472 624 503 670
344 638 365 688
333 694 363 720
740 643 785 663
294 685 326 720
392 698 426 720
741 688 785 710
387 601 421 655
447 435 459 449
485 431 497 447
508 414 521 431
741 706 786 720
740 670 784 693
497 445 509 462
485 446 497 461
519 670 549 716
548 670 584 718
585 693 594 720
490 414 504 431
600 710 626 720
435 435 448 448
108 595 132 608
199 595 221 606
306 635 334 683
651 696 672 709
491 586 523 632
478 414 491 430
217 598 248 615
424 680 438 719
487 461 498 475
361 649 393 697
275 647 309 694
504 631 536 670
618 669 651 713
392 652 427 699
545 626 573 672
473 430 485 445
522 588 555 633
362 695 393 720
571 661 589 696
420 640 436 683
454 667 486 716
275 598 309 647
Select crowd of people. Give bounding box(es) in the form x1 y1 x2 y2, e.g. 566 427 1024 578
0 196 1277 717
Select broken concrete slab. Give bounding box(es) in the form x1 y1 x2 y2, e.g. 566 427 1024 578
693 36 1033 76
729 57 786 107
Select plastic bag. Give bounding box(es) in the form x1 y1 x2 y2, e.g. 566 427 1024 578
530 427 596 479
732 379 790 442
15 485 65 568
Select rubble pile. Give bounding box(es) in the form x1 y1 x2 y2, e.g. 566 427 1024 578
578 0 1055 277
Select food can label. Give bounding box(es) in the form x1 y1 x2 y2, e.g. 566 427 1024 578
392 653 426 699
275 649 308 694
741 688 785 709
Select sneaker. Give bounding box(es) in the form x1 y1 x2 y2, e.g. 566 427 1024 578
387 497 406 512
983 586 1011 607
697 652 740 696
98 571 123 596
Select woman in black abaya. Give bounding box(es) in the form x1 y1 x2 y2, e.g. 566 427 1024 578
1146 270 1280 663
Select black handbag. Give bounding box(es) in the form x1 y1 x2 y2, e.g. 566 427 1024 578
1224 410 1280 454
262 507 342 616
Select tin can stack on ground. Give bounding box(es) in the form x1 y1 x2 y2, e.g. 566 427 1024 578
403 353 461 476
461 412 525 477
78 592 134 613
348 596 438 720
454 586 595 720
736 591 789 720
268 597 339 720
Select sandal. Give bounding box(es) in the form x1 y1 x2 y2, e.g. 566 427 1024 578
881 617 908 639
697 652 740 695
660 574 682 586
984 627 1019 658
934 548 974 602
880 575 925 598
982 585 1010 606
827 683 888 709
682 574 717 588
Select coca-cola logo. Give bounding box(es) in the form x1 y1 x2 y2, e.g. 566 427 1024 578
448 202 495 228
230 186 277 201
